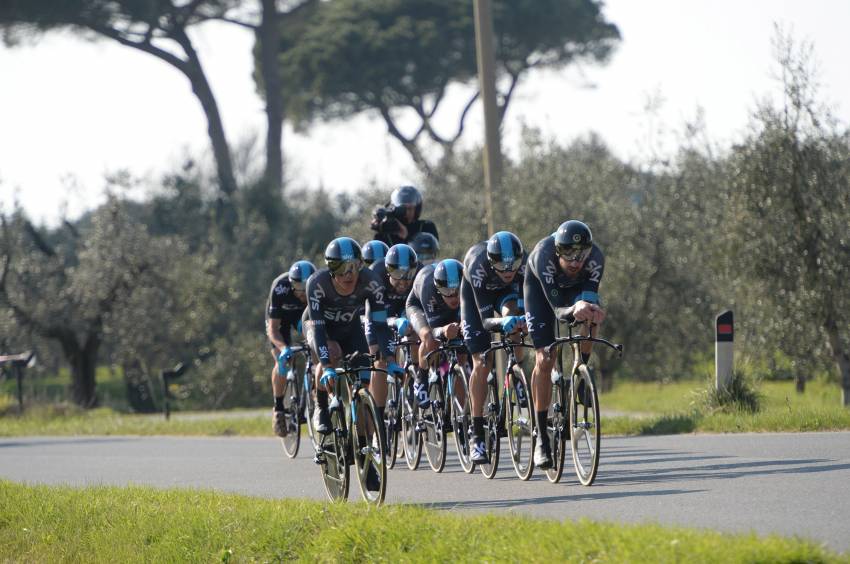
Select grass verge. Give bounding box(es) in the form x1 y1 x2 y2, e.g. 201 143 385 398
0 481 843 563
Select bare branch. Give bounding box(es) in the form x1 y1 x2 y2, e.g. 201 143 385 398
497 69 522 125
23 220 56 257
212 16 258 30
377 102 434 177
88 23 189 73
449 90 481 145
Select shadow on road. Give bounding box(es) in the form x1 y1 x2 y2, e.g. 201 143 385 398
0 437 138 449
415 488 706 511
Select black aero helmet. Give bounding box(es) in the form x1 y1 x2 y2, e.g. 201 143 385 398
325 237 363 276
385 244 418 280
486 231 524 272
288 260 317 291
410 232 439 265
433 258 463 297
390 185 423 219
361 240 389 266
555 220 593 262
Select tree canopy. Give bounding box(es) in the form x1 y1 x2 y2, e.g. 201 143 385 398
271 0 620 174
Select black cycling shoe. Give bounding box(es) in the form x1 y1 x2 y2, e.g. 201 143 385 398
534 442 553 469
313 406 331 435
366 465 381 492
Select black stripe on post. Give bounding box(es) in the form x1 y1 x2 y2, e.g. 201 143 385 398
716 310 733 343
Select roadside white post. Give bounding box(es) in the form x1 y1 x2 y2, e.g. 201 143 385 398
715 310 734 391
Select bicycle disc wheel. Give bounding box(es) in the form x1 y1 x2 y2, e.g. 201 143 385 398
320 382 350 502
570 364 601 486
400 366 422 470
423 375 447 472
479 375 500 479
507 365 534 480
545 379 567 484
450 365 474 474
352 388 387 505
385 375 401 469
280 375 301 458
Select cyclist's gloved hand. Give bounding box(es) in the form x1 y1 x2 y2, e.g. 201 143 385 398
387 361 405 377
277 346 292 373
393 317 410 335
320 367 336 386
501 315 522 334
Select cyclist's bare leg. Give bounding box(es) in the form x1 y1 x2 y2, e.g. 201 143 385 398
368 344 388 407
270 349 285 397
455 353 469 405
531 348 556 412
469 351 492 417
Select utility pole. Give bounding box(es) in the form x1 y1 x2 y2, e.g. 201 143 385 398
473 0 501 237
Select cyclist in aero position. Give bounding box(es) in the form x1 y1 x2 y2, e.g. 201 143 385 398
362 240 390 267
367 244 419 347
303 238 404 476
266 260 316 437
524 220 606 469
406 259 465 407
461 232 527 464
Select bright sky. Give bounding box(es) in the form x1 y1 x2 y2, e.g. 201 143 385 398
2 0 849 225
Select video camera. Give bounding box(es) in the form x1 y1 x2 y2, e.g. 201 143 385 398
371 203 406 234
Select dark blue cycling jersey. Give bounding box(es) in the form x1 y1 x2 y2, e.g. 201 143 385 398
406 263 460 335
524 235 605 348
265 273 305 346
303 268 391 365
366 258 416 345
460 242 526 354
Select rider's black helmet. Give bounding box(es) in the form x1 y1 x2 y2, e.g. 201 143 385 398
325 237 363 276
554 220 593 262
390 185 423 220
433 258 463 297
287 260 317 291
410 232 439 265
361 240 389 266
485 231 524 273
385 244 418 280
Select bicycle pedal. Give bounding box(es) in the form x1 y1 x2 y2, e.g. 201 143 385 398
313 454 326 465
553 402 562 413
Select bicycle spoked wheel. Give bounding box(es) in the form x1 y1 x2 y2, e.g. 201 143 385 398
384 376 401 469
507 365 534 480
280 375 301 458
400 367 422 470
423 376 447 473
480 376 500 479
352 388 387 505
570 364 600 486
450 365 475 474
320 383 350 502
545 379 567 483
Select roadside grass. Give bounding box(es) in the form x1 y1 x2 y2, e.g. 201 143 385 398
3 378 849 437
0 481 843 563
602 378 850 435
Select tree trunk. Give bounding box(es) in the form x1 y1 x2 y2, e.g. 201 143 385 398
260 0 284 194
795 372 806 394
824 318 850 407
174 30 237 199
61 333 100 408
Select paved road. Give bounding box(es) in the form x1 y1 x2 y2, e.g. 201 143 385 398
1 432 848 553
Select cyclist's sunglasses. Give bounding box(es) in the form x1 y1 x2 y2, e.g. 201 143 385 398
491 257 522 273
436 285 460 298
291 280 307 292
556 245 591 263
387 266 416 281
328 259 362 277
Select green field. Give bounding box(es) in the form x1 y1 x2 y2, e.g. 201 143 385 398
0 481 843 563
2 376 849 437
